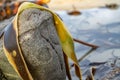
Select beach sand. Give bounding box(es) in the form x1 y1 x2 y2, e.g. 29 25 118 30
48 0 120 10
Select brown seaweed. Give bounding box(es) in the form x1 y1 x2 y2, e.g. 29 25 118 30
67 5 81 16
106 3 119 9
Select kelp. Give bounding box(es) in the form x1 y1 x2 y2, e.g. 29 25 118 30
0 2 82 80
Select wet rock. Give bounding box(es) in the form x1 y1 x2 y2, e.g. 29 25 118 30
0 8 66 80
18 8 66 80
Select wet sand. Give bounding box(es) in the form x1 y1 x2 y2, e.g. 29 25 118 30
56 5 120 80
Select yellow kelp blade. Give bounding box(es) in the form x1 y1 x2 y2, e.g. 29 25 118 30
14 2 82 80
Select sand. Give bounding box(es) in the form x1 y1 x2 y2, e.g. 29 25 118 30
48 0 120 10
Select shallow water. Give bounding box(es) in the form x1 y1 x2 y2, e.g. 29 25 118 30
56 7 120 80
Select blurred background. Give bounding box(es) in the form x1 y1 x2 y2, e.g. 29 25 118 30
48 0 120 10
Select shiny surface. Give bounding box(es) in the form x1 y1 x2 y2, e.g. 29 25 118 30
56 7 120 80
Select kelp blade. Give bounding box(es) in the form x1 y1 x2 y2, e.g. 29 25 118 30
15 2 82 80
3 23 33 80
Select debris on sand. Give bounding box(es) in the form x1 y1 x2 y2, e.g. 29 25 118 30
68 10 81 15
106 3 119 9
82 57 120 80
67 5 81 16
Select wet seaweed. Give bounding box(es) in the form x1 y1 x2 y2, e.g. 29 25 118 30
0 69 7 80
106 3 119 9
